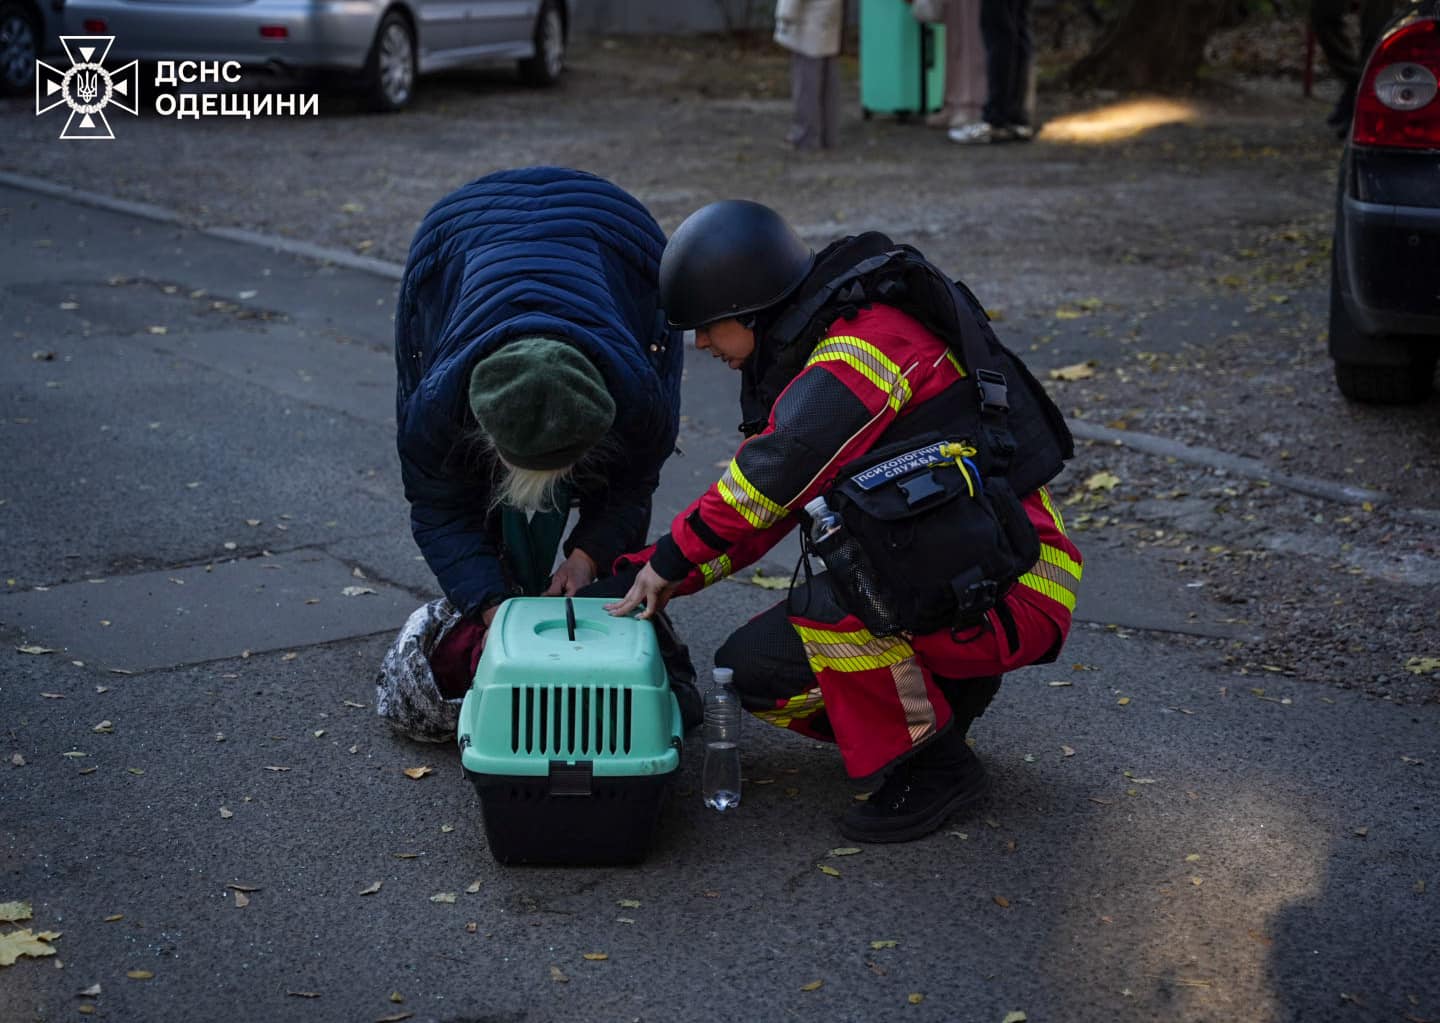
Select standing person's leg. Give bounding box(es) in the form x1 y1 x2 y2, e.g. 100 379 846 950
1010 0 1034 133
1358 0 1397 61
950 0 988 130
931 0 967 127
1311 0 1359 82
1311 0 1360 125
819 54 841 149
788 52 825 148
978 0 1012 130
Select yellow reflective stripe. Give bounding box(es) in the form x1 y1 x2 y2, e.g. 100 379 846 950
698 553 732 587
808 335 912 411
945 350 968 379
795 623 916 673
717 459 788 529
1038 541 1083 584
1016 544 1082 611
752 687 826 729
1037 485 1069 536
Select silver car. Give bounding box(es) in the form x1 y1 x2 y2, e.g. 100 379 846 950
62 0 567 110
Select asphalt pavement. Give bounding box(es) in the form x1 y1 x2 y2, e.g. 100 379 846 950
2 183 1437 1023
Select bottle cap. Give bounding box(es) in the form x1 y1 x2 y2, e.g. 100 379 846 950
803 496 829 517
712 667 735 684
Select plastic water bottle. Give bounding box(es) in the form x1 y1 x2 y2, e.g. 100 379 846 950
803 495 893 632
702 667 741 812
804 495 842 542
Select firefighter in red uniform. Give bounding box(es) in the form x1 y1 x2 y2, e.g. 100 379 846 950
605 200 1083 843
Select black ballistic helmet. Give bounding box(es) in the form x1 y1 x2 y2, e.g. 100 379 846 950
659 200 814 330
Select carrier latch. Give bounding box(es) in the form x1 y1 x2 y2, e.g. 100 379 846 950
548 760 594 797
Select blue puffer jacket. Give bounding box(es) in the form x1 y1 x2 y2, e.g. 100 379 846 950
394 167 682 618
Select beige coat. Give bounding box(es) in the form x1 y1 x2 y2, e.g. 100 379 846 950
774 0 843 59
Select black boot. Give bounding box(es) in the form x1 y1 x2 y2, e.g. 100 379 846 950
652 611 703 734
936 674 1002 737
839 728 989 843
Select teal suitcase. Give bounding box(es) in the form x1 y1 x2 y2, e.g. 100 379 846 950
457 597 683 865
859 0 946 118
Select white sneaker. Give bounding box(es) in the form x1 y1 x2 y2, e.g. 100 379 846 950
947 121 992 145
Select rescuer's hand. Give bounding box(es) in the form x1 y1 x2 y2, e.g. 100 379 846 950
604 562 678 621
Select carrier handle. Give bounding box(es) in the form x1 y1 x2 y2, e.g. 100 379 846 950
565 596 577 641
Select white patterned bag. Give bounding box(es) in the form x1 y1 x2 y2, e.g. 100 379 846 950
375 598 465 743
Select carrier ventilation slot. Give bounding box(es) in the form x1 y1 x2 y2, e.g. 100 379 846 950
511 685 634 756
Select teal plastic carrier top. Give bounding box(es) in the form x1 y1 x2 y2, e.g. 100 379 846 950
457 597 683 779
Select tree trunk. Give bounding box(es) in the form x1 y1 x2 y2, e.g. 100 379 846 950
1067 0 1230 92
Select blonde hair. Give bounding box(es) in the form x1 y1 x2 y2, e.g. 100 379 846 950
462 424 618 516
494 461 573 515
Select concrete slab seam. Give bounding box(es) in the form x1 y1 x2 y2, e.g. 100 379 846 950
5 172 1433 524
0 170 406 281
1067 421 1433 517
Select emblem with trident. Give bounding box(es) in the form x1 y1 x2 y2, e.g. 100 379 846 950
36 36 140 140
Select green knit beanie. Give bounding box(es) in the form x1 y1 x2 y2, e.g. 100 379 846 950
468 338 615 471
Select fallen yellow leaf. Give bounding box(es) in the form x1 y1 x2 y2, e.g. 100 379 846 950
126 969 154 980
908 993 925 1005
993 895 1011 908
747 571 792 590
800 979 824 992
1049 362 1095 381
1002 1013 1028 1023
582 952 609 961
0 901 32 923
0 928 59 965
870 940 898 949
828 847 861 857
818 865 841 877
429 893 457 904
550 965 569 983
402 766 434 780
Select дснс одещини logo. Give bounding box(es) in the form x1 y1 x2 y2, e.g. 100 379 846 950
36 36 140 140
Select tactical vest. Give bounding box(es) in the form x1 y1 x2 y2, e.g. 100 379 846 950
756 233 1075 635
749 232 1072 492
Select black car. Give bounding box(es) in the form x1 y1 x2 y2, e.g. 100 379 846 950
0 0 61 96
1330 0 1440 403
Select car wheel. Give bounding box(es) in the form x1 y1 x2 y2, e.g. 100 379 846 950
1334 358 1436 404
363 11 416 112
1329 262 1436 404
0 1 39 97
518 0 564 87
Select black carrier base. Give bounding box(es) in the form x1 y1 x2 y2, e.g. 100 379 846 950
466 767 675 866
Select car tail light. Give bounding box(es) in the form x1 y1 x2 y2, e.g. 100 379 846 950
1352 17 1440 148
259 25 289 39
82 19 107 32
